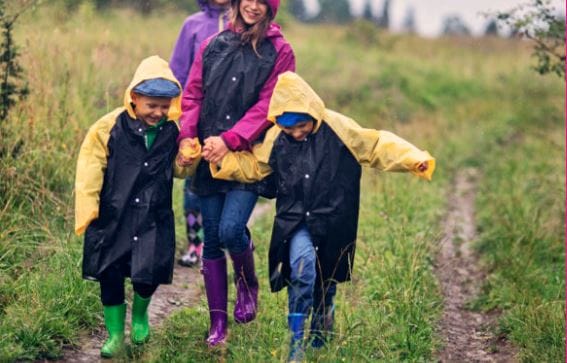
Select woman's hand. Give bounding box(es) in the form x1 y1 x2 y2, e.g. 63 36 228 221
203 136 229 164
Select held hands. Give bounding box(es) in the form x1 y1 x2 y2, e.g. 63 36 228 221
176 137 201 167
175 136 229 167
202 136 229 164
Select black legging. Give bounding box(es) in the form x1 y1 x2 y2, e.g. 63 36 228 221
99 255 158 306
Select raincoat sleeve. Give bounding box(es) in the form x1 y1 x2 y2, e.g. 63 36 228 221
173 156 201 178
74 116 113 235
209 150 273 183
170 18 196 89
177 38 210 142
325 110 436 180
210 125 280 182
221 43 296 151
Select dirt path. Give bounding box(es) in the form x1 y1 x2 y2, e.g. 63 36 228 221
57 201 273 362
435 169 516 363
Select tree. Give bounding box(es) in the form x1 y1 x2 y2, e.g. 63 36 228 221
484 19 499 36
0 0 30 123
402 6 416 34
0 0 34 159
316 0 352 23
133 0 152 15
441 15 471 36
289 0 307 21
376 0 391 29
489 0 565 77
362 0 374 22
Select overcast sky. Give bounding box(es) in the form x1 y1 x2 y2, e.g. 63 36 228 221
303 0 564 37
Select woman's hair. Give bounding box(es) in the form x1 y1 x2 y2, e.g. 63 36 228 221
230 0 273 56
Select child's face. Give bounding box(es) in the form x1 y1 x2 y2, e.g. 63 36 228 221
131 93 172 126
279 120 314 142
211 0 230 6
239 0 268 26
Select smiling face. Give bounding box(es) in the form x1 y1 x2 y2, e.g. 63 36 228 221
279 120 315 141
130 92 172 126
239 0 269 26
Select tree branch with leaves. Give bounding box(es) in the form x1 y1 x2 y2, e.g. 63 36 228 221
488 0 565 78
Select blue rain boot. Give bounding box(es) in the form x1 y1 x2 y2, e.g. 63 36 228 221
287 313 308 363
310 304 335 348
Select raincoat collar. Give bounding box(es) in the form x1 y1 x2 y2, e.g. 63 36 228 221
124 55 182 121
267 72 325 133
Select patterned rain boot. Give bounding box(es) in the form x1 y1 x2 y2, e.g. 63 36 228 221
179 212 203 267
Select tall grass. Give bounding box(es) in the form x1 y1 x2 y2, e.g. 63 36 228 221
471 95 564 362
0 4 563 361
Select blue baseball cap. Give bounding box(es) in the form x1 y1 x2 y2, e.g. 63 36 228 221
133 78 180 98
275 112 314 127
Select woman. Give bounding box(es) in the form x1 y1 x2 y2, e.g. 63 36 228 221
177 0 295 347
170 0 230 269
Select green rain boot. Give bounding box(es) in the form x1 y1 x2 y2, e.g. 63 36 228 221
101 303 127 358
131 292 152 344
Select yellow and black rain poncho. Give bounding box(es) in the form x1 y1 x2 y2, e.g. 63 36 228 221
75 55 188 284
210 71 435 292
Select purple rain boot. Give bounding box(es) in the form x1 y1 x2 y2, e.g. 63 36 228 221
230 244 259 323
202 256 228 347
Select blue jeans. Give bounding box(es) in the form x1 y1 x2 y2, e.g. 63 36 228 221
200 190 258 259
287 224 337 315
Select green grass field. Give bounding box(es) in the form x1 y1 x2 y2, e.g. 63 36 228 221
0 4 563 362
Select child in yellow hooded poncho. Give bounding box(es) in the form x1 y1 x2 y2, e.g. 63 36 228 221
207 71 435 362
74 56 193 358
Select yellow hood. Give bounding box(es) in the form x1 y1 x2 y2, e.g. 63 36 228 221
124 55 182 121
267 71 326 131
266 71 435 181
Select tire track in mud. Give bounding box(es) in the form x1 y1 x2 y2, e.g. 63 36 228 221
55 201 273 362
435 168 516 363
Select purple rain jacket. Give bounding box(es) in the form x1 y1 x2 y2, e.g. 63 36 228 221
170 0 228 89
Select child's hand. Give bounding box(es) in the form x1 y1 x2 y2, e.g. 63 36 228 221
417 161 428 173
203 136 228 164
177 138 200 166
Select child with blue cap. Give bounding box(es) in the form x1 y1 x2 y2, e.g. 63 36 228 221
208 71 435 362
74 55 195 358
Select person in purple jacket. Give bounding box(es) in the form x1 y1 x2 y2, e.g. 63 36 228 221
170 0 230 268
176 0 295 348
